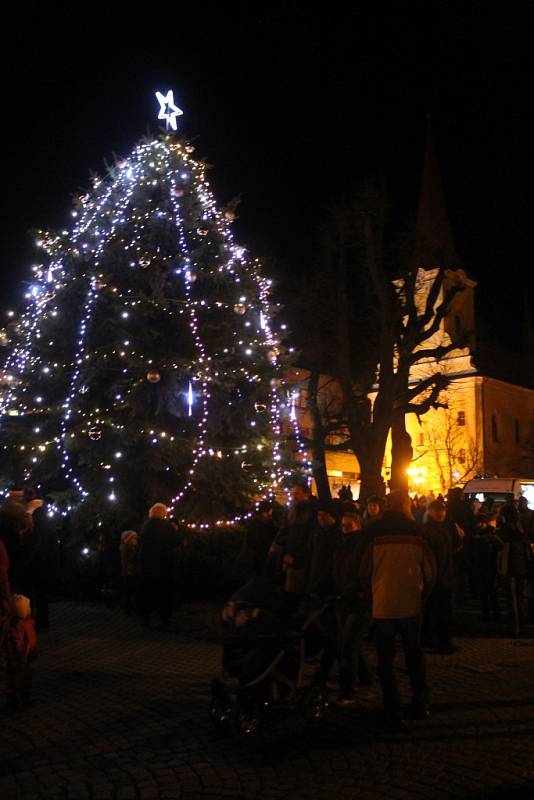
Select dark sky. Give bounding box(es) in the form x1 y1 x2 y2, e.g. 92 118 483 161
1 7 533 350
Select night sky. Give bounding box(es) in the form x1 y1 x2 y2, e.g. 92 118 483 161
1 8 533 357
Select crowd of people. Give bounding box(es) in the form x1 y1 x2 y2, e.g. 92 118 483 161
233 482 534 724
1 481 533 724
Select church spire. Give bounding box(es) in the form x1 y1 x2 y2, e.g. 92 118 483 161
415 116 461 269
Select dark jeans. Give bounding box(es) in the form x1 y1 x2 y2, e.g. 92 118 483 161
422 586 453 649
138 576 173 625
375 617 429 717
317 605 372 697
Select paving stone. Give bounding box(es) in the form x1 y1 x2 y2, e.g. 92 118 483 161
1 602 534 799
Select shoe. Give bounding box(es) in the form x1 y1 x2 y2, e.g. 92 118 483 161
404 703 431 720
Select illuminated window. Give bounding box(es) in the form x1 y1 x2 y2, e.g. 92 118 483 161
458 448 466 465
457 410 466 426
491 413 499 443
418 432 425 447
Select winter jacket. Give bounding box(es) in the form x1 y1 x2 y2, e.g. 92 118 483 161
274 499 317 570
120 532 138 578
359 511 436 619
242 517 277 576
423 519 462 591
306 523 337 595
273 499 317 593
332 530 370 610
137 518 178 580
496 523 531 577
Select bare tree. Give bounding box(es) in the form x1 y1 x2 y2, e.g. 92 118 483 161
421 405 481 494
289 185 471 501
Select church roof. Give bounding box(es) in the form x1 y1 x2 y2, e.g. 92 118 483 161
415 120 461 270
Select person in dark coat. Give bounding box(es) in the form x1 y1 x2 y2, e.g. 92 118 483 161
327 508 373 703
446 487 475 602
120 530 138 615
270 480 317 613
422 500 462 653
137 503 178 628
235 501 277 584
306 499 342 596
518 496 534 539
0 500 33 595
471 511 501 619
24 489 59 630
496 504 531 637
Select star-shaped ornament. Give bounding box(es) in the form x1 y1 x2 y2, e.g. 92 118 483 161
155 90 183 131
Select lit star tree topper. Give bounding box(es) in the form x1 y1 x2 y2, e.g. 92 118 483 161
155 90 183 131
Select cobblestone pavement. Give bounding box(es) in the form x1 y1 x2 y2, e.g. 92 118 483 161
1 602 534 800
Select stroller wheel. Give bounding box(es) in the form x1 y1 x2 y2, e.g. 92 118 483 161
209 680 233 730
236 696 261 735
237 708 260 735
301 685 328 722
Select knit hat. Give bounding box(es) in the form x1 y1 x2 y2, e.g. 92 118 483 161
149 503 168 519
12 594 32 619
26 498 44 515
317 499 343 521
121 530 138 546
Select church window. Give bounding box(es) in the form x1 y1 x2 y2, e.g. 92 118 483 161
491 413 499 443
457 410 466 426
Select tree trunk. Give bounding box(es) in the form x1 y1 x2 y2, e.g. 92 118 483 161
358 424 389 502
390 416 413 494
308 372 331 502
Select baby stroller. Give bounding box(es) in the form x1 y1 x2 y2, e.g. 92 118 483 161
210 576 333 734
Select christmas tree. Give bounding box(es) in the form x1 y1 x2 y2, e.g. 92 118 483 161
0 94 293 526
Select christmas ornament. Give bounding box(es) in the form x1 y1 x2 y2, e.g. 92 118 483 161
185 145 195 154
139 257 151 269
155 90 183 131
172 187 184 198
233 303 246 315
88 427 102 441
95 279 107 290
254 402 267 413
0 330 9 346
225 211 236 222
146 370 161 383
197 228 208 237
266 350 278 363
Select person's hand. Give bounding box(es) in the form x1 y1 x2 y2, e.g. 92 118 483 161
282 554 294 571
